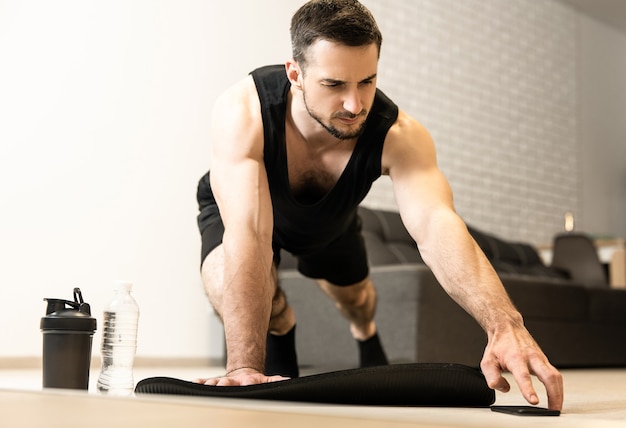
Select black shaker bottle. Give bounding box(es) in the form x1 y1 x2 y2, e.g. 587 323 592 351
40 288 97 389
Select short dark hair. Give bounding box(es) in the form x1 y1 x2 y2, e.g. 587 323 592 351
290 0 382 69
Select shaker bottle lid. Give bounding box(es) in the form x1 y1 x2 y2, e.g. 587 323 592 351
40 288 97 332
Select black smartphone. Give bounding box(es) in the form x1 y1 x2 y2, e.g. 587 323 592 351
491 405 560 416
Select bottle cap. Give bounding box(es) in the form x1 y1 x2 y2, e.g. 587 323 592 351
115 280 133 292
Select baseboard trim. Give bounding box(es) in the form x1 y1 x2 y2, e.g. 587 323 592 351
0 357 224 370
0 357 42 370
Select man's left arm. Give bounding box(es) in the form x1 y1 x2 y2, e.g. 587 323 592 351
383 111 563 411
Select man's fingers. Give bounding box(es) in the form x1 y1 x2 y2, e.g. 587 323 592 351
266 374 290 383
544 372 564 411
194 377 222 386
481 328 564 411
546 380 564 411
499 353 541 406
193 373 289 387
530 358 564 410
482 355 564 411
511 369 539 405
481 359 511 393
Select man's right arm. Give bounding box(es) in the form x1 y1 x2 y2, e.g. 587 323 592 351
200 77 280 385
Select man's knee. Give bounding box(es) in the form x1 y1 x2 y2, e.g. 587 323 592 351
202 248 283 315
318 277 376 309
270 268 286 315
268 267 296 334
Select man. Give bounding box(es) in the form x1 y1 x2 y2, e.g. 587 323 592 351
195 0 563 410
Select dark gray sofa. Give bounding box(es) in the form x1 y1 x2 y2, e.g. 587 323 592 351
279 206 626 372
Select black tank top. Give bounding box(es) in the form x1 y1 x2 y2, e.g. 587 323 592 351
251 65 399 255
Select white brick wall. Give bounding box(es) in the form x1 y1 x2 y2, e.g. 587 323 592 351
361 0 579 245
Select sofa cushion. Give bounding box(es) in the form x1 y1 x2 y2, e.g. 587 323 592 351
587 288 626 323
362 232 422 265
359 206 424 265
467 227 496 260
502 275 589 321
468 226 567 279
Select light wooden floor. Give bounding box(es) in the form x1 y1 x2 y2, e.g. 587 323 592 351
1 365 625 427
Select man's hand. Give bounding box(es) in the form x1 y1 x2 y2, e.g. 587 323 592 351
480 326 564 411
194 367 289 387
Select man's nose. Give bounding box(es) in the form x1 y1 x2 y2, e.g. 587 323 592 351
342 89 363 115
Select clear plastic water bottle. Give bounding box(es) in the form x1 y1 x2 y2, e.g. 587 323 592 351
97 280 139 396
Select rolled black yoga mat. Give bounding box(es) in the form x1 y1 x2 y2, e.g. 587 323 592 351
135 363 495 407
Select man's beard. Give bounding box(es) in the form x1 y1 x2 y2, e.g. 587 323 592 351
303 91 367 140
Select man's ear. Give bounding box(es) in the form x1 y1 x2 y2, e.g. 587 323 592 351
285 60 302 89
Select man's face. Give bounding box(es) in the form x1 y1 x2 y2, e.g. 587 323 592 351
299 40 379 140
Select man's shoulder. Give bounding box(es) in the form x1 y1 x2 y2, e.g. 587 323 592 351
216 75 258 108
380 108 437 173
212 76 262 130
386 110 430 143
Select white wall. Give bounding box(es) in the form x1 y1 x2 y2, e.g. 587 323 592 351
0 0 296 361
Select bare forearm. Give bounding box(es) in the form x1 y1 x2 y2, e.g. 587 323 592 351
419 211 523 333
221 237 274 373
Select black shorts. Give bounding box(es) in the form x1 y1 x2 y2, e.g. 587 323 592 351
198 204 369 287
